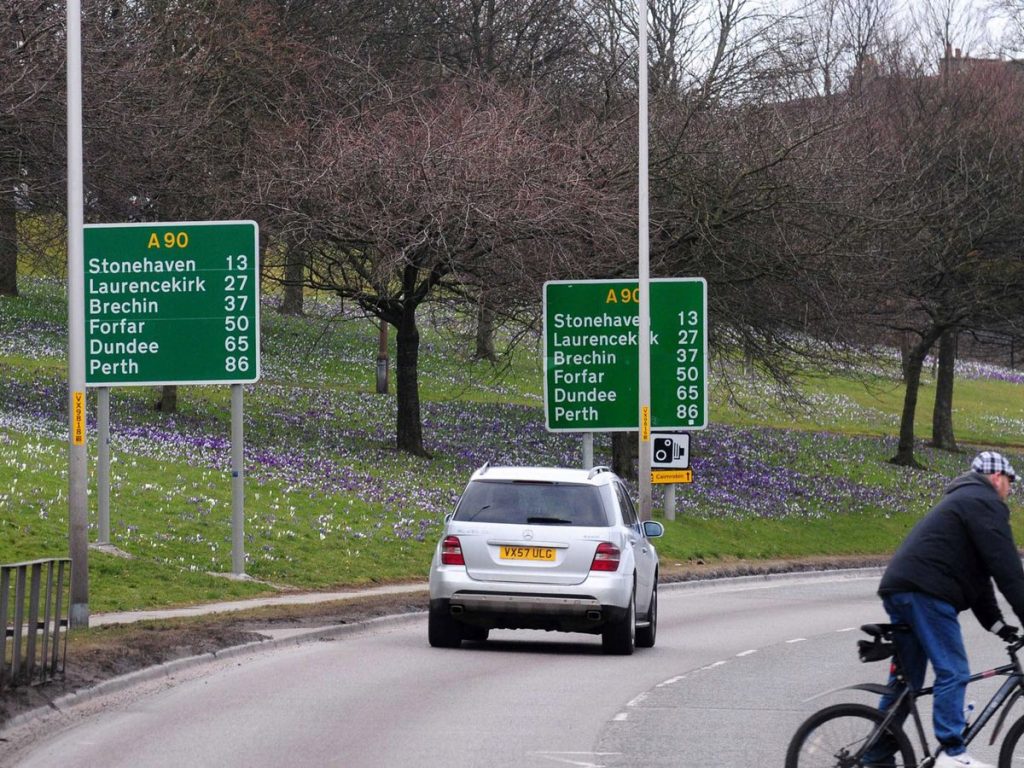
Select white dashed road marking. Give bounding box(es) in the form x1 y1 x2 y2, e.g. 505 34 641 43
531 751 623 767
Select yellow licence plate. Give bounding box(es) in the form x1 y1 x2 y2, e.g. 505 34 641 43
500 546 556 562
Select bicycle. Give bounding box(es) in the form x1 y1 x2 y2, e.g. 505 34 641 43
785 623 1024 767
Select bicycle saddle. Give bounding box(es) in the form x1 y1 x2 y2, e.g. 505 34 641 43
858 623 909 662
860 623 910 639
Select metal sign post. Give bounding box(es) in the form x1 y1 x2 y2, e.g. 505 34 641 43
97 387 110 543
637 0 651 519
66 0 89 628
231 384 245 575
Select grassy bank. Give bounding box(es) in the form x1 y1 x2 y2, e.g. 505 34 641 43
2 278 1022 612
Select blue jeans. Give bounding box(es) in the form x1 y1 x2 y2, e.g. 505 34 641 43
863 592 970 764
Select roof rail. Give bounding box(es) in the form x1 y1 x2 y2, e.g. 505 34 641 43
587 465 612 479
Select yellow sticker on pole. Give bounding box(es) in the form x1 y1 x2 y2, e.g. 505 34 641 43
652 469 693 484
72 391 86 445
641 406 651 441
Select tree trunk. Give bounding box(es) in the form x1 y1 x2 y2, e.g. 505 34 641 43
376 320 389 394
394 305 428 456
898 331 914 381
890 331 940 467
474 291 497 361
280 244 305 316
154 385 178 413
930 328 958 452
612 432 637 477
0 181 17 297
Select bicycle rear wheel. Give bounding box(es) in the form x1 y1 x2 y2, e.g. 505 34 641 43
785 702 916 768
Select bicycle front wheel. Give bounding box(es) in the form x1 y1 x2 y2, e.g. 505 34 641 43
785 702 916 768
998 713 1024 768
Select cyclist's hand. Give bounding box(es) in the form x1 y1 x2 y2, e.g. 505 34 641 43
996 623 1020 643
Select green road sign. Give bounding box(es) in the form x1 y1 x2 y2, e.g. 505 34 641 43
543 278 707 431
84 221 260 386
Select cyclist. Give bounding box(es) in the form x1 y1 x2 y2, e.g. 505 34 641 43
865 451 1021 768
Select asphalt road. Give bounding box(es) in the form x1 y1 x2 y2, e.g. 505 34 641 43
8 571 1018 767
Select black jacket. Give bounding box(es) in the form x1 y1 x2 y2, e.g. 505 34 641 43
879 472 1024 629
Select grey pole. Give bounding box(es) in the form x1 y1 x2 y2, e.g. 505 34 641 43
66 0 89 628
637 0 652 521
664 483 676 521
582 432 594 470
97 387 110 543
231 384 245 575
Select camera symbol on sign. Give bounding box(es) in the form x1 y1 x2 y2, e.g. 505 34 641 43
652 433 690 469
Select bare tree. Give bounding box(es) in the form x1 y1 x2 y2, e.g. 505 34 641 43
394 0 589 83
993 0 1024 54
841 0 897 81
908 0 994 63
848 61 1024 466
254 76 628 455
0 2 64 296
931 327 958 450
791 0 848 97
78 0 329 409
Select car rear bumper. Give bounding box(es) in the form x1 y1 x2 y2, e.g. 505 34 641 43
451 591 603 614
430 565 632 603
429 560 638 633
430 591 630 634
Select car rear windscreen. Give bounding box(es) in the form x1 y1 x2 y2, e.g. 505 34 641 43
453 481 609 526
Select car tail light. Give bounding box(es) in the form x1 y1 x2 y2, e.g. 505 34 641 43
590 542 620 572
441 535 465 565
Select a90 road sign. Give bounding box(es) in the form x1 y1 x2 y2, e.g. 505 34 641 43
84 221 260 386
543 278 707 431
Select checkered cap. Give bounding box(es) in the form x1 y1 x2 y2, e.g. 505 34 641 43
971 451 1017 482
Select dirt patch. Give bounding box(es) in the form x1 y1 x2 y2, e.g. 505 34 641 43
659 554 887 582
0 557 886 731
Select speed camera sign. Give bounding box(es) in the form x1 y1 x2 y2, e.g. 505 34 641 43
652 432 690 469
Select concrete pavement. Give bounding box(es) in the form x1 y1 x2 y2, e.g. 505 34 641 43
90 581 428 626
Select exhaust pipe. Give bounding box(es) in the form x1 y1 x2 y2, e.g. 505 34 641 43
450 604 465 615
586 610 602 621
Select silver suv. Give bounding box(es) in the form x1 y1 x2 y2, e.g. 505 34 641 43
428 464 663 655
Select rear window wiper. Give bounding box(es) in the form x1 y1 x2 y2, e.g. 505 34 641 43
461 505 491 521
526 516 572 525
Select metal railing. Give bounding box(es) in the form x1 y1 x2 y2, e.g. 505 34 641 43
1 558 70 690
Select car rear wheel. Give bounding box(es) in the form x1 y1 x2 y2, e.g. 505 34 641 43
428 604 463 648
602 588 636 655
636 583 657 648
462 625 490 642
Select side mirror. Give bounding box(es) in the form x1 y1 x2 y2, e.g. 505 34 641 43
643 520 664 539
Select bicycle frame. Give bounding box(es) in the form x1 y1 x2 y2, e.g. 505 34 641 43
843 637 1024 763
